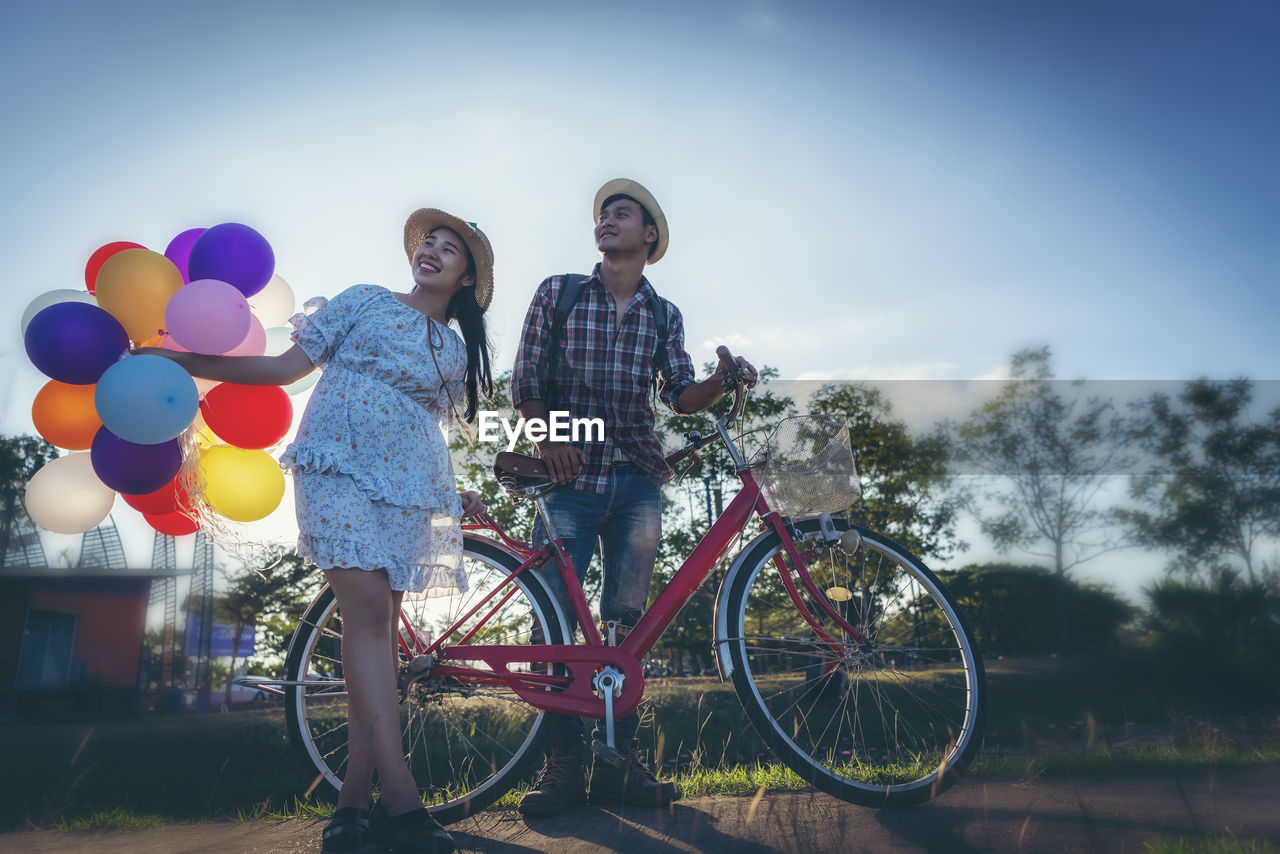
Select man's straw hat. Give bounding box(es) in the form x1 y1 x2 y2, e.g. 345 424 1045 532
593 178 668 264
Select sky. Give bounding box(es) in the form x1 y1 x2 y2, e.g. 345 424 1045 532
2 0 1277 600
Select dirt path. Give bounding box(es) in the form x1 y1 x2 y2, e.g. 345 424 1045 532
7 768 1277 853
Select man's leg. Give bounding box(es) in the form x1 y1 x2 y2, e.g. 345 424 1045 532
520 487 606 817
587 466 680 806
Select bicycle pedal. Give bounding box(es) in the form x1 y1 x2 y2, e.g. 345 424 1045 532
591 741 627 769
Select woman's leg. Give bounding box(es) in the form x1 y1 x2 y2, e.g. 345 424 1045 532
325 567 422 815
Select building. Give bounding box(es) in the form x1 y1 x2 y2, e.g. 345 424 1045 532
0 518 192 718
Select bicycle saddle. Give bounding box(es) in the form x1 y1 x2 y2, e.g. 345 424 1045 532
493 451 556 490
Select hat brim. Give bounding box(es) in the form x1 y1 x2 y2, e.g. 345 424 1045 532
403 208 494 312
594 178 668 264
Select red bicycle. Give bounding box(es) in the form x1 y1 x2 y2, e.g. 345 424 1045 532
281 349 985 818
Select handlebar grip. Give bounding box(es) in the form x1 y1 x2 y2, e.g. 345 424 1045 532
715 345 737 373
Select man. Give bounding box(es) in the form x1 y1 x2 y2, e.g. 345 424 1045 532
511 178 756 816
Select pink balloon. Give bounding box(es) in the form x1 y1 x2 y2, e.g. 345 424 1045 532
224 313 266 356
165 279 251 355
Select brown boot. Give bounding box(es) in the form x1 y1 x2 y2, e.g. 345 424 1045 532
518 740 586 817
588 743 682 807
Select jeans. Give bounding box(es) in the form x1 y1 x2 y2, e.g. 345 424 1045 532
530 464 661 746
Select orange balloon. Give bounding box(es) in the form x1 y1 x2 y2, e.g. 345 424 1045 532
32 380 103 449
94 248 183 343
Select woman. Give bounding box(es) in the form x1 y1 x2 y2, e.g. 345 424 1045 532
147 208 494 854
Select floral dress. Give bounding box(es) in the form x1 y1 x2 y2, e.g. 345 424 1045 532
279 284 468 594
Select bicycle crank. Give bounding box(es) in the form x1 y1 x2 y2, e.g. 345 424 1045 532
591 665 626 762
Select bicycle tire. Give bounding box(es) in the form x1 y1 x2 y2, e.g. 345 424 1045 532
723 518 985 808
284 534 568 823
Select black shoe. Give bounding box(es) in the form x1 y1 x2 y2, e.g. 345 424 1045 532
518 740 586 817
321 806 379 853
589 744 682 807
368 800 455 854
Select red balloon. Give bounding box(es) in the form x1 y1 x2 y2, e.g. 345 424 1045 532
144 509 200 536
121 475 191 515
85 241 145 295
200 383 292 449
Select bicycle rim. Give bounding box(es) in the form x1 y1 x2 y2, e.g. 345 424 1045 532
725 521 984 807
284 536 566 822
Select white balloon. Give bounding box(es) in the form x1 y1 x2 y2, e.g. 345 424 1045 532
263 325 293 357
264 325 319 396
21 289 97 335
25 453 116 534
247 273 296 328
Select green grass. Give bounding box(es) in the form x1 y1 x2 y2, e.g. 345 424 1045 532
3 653 1277 831
1145 837 1279 854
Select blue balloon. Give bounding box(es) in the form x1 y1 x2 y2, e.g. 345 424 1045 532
24 302 129 384
90 427 183 494
187 222 275 299
94 355 199 444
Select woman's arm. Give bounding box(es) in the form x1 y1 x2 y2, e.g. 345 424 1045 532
138 345 316 386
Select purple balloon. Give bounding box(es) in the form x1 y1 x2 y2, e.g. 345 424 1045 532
90 428 183 495
24 302 130 384
187 222 275 298
164 227 207 283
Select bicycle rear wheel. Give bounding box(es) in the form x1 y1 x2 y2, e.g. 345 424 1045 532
722 518 984 808
284 535 567 823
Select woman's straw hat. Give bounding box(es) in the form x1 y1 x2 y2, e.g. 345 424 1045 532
403 208 494 311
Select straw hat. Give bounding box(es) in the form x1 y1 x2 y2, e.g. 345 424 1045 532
593 178 668 264
403 208 494 312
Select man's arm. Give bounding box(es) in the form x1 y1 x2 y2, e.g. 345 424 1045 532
658 303 757 415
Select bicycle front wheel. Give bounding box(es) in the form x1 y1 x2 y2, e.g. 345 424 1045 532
284 535 568 823
723 519 984 808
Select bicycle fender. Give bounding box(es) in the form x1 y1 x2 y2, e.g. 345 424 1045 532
711 525 788 681
711 517 844 680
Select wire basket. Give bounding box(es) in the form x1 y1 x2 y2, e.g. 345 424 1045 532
752 416 861 518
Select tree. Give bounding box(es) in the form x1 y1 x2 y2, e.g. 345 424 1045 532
937 563 1135 658
958 347 1132 651
0 434 58 560
810 383 964 560
215 547 320 703
1142 567 1280 690
1120 379 1280 583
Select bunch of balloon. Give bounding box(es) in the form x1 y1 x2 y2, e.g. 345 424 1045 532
22 222 303 535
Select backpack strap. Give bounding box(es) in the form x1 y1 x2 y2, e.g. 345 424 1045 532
543 274 588 407
542 273 671 405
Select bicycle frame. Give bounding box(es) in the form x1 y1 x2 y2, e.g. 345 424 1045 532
396 367 866 721
402 464 866 721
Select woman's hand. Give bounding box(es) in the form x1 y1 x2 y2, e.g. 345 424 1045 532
459 490 486 518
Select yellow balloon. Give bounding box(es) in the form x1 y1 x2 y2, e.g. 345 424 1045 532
95 248 184 343
199 445 284 522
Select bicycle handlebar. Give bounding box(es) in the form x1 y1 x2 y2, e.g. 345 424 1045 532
714 344 749 426
661 345 751 471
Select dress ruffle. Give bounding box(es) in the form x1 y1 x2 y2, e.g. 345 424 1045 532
297 532 468 597
280 444 463 516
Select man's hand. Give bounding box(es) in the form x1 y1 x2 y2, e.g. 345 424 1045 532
537 441 584 484
459 490 486 518
729 355 759 389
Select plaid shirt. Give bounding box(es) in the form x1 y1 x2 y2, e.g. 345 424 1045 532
512 265 697 492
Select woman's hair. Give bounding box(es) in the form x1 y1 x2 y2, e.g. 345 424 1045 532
444 256 493 423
